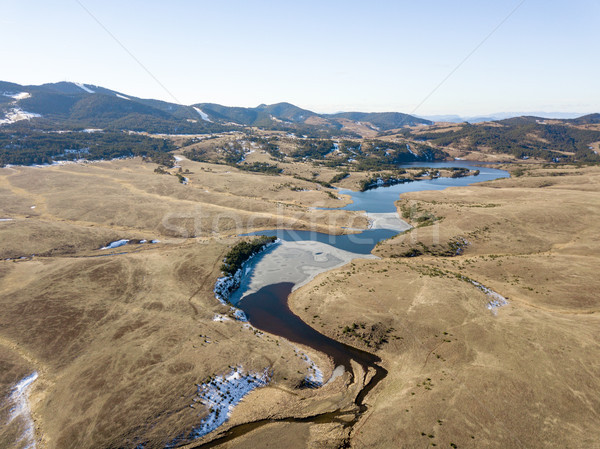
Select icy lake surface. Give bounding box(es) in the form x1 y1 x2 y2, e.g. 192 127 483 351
237 162 510 308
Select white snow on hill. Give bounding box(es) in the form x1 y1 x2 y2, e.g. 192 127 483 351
115 93 130 100
2 92 31 100
73 82 95 94
5 372 38 449
100 239 129 250
193 107 212 122
0 108 41 125
294 348 323 387
468 280 509 314
169 366 270 444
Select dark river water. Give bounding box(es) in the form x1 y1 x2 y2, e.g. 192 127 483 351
195 162 509 447
240 162 509 370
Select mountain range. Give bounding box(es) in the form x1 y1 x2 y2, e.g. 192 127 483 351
1 81 598 137
0 81 431 136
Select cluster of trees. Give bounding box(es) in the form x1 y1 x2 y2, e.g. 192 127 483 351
292 174 332 188
0 130 175 167
358 171 412 191
329 171 349 183
292 140 335 160
182 141 282 174
236 162 282 174
182 147 209 162
221 236 278 276
449 167 472 178
244 136 285 161
310 138 448 171
182 142 244 164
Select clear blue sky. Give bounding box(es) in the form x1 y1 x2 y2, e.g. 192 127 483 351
1 0 598 115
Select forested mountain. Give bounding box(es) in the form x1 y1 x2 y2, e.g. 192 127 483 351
1 81 432 136
325 111 433 129
0 81 224 134
401 119 600 162
193 103 430 131
193 102 322 127
567 113 600 125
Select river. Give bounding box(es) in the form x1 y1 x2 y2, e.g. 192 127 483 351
196 161 509 447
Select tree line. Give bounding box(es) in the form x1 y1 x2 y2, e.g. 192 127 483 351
0 130 175 166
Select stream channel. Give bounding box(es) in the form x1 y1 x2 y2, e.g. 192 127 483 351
196 162 509 447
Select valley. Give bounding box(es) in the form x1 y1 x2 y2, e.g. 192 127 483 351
0 81 599 449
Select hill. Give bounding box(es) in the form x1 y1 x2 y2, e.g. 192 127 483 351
0 81 223 134
326 111 432 129
403 117 600 162
567 113 600 125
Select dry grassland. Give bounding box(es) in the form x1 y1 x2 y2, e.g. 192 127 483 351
0 157 367 448
1 158 598 448
286 164 600 448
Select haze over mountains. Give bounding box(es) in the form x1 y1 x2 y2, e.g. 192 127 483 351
2 81 598 137
420 112 589 123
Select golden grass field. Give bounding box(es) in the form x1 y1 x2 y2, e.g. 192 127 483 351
288 163 600 448
1 156 599 448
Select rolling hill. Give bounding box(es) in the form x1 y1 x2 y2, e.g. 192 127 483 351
325 111 432 129
1 81 432 136
0 81 223 134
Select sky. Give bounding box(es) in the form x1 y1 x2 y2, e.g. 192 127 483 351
1 0 599 116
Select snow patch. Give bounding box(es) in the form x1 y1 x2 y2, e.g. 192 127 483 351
324 142 339 157
5 371 38 449
193 107 213 122
2 92 31 100
167 367 270 445
294 348 323 387
469 280 509 314
115 93 130 100
73 82 95 93
0 108 41 125
324 365 345 386
269 115 292 125
100 239 129 250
